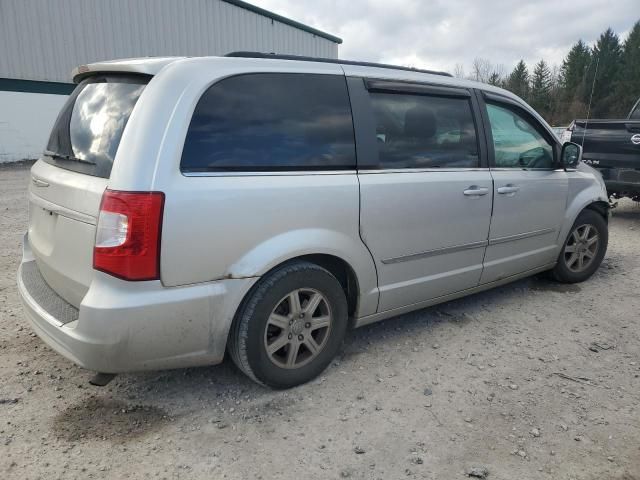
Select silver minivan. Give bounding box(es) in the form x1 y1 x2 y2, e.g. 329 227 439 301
18 53 609 388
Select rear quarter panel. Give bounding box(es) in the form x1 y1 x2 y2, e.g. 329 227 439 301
159 173 379 318
117 58 379 317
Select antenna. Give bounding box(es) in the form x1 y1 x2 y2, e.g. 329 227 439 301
582 54 600 147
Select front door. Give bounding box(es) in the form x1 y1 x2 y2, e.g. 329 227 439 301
349 77 493 312
480 96 569 284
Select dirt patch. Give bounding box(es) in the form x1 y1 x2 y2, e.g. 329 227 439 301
529 278 582 293
53 396 170 442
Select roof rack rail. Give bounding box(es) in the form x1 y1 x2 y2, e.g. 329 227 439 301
225 52 453 78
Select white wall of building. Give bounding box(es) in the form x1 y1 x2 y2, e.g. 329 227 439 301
0 91 66 163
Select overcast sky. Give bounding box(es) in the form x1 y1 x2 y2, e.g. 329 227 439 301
254 0 637 75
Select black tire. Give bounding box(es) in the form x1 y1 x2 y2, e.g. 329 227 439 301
552 209 608 283
228 261 348 389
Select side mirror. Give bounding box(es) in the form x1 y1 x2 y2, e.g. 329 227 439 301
560 142 582 169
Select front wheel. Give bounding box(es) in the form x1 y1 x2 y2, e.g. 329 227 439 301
228 261 348 389
552 209 608 283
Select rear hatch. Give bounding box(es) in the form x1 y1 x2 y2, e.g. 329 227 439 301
571 119 640 169
28 74 148 307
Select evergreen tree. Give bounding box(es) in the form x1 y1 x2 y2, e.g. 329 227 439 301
505 60 530 101
547 65 564 125
488 71 502 86
530 60 552 117
589 27 623 117
560 40 592 103
614 21 640 115
451 19 640 124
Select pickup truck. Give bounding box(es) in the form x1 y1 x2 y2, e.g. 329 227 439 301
566 98 640 200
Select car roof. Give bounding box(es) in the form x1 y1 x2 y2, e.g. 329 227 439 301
71 55 523 105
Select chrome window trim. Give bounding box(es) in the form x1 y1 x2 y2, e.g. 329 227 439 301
182 170 358 178
358 167 489 174
489 228 555 245
489 167 564 172
182 168 494 177
381 240 488 265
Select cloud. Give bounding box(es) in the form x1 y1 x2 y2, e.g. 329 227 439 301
253 0 638 73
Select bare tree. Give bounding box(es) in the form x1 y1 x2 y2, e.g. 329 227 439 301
471 58 493 83
453 63 466 79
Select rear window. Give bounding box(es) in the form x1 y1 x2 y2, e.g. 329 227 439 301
180 73 356 172
44 74 148 178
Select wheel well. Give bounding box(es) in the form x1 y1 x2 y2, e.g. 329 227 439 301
297 254 359 318
585 201 610 223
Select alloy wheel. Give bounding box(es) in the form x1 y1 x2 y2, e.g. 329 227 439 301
263 288 333 369
564 223 599 273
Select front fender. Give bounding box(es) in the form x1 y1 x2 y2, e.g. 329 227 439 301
557 168 609 246
226 228 379 317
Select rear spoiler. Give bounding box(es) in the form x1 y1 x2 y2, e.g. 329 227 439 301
71 57 184 82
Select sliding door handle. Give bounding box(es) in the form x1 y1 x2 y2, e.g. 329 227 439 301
497 185 520 195
463 186 489 196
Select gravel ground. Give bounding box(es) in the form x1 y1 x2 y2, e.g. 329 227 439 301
1 162 639 480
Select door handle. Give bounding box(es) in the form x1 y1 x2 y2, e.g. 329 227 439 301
463 186 489 196
497 185 520 195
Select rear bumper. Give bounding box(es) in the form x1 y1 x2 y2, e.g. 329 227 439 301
17 233 257 373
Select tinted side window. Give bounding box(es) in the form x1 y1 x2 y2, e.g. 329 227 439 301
369 93 479 169
181 73 356 172
486 103 554 169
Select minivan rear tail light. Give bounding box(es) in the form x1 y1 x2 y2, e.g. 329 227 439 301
94 190 165 281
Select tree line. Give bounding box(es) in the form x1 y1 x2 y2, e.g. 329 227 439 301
454 21 640 126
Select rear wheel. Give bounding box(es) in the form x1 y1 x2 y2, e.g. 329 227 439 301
552 209 608 283
228 261 348 389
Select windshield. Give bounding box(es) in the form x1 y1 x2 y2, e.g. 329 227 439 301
44 74 149 178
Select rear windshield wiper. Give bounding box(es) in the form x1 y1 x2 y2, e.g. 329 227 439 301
43 150 96 165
